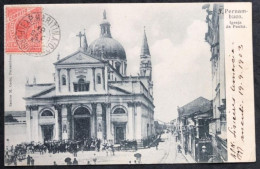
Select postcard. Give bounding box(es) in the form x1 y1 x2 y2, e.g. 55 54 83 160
4 3 255 166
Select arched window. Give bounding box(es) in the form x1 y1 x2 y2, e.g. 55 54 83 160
113 108 126 114
78 78 85 84
97 74 101 84
74 107 91 116
62 75 66 85
74 78 90 92
41 110 53 116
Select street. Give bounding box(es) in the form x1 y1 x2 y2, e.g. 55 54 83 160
11 133 189 166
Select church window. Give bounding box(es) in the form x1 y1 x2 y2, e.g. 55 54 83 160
41 110 53 117
113 108 126 114
115 62 121 72
62 75 66 85
97 74 101 84
73 78 90 92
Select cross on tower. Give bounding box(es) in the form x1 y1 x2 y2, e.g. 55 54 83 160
76 31 83 47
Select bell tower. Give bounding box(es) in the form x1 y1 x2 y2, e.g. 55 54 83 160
140 27 152 81
140 27 153 95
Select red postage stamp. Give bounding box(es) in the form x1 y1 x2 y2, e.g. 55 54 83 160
5 7 43 53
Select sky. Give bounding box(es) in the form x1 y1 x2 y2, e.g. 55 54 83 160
5 3 212 122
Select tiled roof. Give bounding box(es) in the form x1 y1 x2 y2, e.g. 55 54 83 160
178 97 212 117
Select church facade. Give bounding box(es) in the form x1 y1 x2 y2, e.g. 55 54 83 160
24 10 155 145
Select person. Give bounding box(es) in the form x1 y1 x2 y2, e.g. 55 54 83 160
200 145 209 163
129 161 131 164
27 155 31 166
87 161 91 165
97 139 101 152
31 157 34 166
73 158 78 165
155 141 159 150
53 161 57 165
111 145 115 156
93 153 97 164
184 145 188 155
13 156 17 166
177 144 181 153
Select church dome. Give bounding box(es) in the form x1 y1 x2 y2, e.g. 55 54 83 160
87 10 126 61
87 37 126 60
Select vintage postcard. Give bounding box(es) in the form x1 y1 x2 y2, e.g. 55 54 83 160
4 3 255 166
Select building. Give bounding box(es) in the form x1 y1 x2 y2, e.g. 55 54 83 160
204 4 227 162
177 97 213 162
24 10 155 145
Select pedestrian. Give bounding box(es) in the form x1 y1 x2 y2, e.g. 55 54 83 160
155 141 159 150
200 145 209 163
13 156 17 166
31 157 34 166
53 161 57 165
111 145 115 156
87 161 91 165
73 158 78 165
93 153 97 165
129 161 131 164
27 155 31 166
97 139 101 152
177 144 181 153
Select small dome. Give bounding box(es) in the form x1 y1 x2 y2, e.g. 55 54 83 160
87 37 126 60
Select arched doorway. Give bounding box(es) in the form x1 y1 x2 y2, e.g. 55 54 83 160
73 107 91 141
40 110 55 142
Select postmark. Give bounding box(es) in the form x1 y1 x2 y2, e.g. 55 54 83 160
5 6 61 56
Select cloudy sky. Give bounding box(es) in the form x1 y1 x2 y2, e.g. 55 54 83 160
5 3 212 122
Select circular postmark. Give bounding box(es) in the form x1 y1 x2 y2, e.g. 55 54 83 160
15 12 61 56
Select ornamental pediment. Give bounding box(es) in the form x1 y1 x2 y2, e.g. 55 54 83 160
54 51 103 65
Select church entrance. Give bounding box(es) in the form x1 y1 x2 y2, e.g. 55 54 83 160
73 107 92 141
74 117 90 141
114 124 126 144
41 125 54 142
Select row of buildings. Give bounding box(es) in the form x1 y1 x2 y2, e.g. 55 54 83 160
174 4 227 163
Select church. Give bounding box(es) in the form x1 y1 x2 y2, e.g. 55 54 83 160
24 10 155 145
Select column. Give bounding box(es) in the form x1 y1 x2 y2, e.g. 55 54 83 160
54 104 63 140
31 105 39 142
66 69 71 92
127 102 135 140
91 103 97 138
66 104 72 140
57 68 61 92
101 103 107 140
105 103 111 140
96 103 103 139
26 105 32 142
92 68 96 91
135 102 142 141
102 67 105 90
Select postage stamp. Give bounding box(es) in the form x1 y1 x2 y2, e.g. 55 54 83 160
5 6 61 56
5 7 43 53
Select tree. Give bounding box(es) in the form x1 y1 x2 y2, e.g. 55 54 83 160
5 114 18 122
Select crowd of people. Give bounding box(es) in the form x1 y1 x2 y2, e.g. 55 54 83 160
5 135 161 166
4 137 114 166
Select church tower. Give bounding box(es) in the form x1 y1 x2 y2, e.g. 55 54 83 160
140 28 152 80
140 28 153 95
